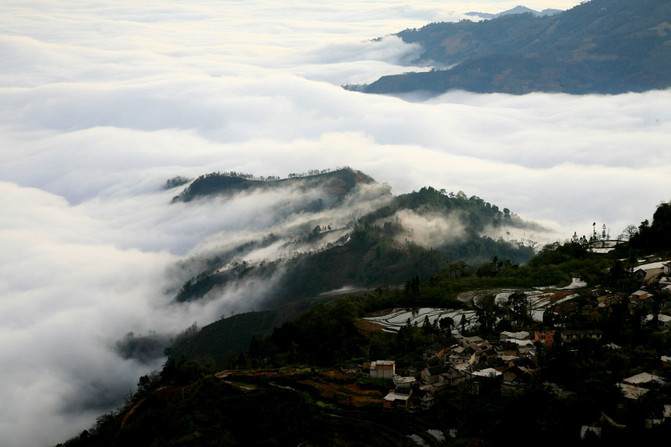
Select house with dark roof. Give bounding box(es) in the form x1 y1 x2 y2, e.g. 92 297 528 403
421 365 449 384
446 345 474 365
440 367 466 387
466 368 502 396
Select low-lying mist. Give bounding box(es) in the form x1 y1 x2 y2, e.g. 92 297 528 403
1 1 669 446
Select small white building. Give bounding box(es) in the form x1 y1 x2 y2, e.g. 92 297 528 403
623 372 665 386
645 313 671 328
382 389 412 409
664 261 671 275
470 368 502 379
500 331 530 341
370 360 395 379
393 375 417 387
617 382 649 400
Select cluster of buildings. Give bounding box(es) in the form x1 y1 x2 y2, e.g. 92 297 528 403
628 260 671 322
370 324 671 437
360 257 671 439
372 331 544 411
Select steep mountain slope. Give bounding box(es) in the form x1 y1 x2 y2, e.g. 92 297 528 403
169 170 538 307
160 170 539 365
350 0 671 95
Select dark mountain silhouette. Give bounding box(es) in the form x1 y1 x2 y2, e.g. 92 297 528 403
465 5 562 20
172 167 374 203
348 0 671 96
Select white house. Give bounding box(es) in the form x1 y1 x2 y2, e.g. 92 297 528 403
370 360 395 379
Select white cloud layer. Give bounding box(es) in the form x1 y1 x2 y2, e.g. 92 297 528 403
2 0 670 445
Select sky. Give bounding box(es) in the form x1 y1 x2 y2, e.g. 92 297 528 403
1 0 671 445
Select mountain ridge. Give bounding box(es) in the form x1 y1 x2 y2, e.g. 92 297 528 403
465 5 562 20
155 169 541 364
169 170 539 307
348 0 671 96
171 167 375 203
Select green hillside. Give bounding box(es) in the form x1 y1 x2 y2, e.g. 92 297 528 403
171 177 536 306
350 0 671 95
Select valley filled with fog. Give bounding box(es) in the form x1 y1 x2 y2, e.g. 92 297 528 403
1 1 670 446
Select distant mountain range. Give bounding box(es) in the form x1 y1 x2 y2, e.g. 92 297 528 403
465 5 562 20
347 0 671 96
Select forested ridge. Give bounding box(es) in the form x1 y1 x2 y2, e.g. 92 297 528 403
170 171 537 307
349 0 671 96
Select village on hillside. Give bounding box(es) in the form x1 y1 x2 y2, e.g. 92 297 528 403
58 211 671 446
354 258 671 439
210 256 671 442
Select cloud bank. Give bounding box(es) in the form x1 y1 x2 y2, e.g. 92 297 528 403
2 0 670 445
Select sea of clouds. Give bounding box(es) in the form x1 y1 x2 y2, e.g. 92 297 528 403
2 0 671 445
